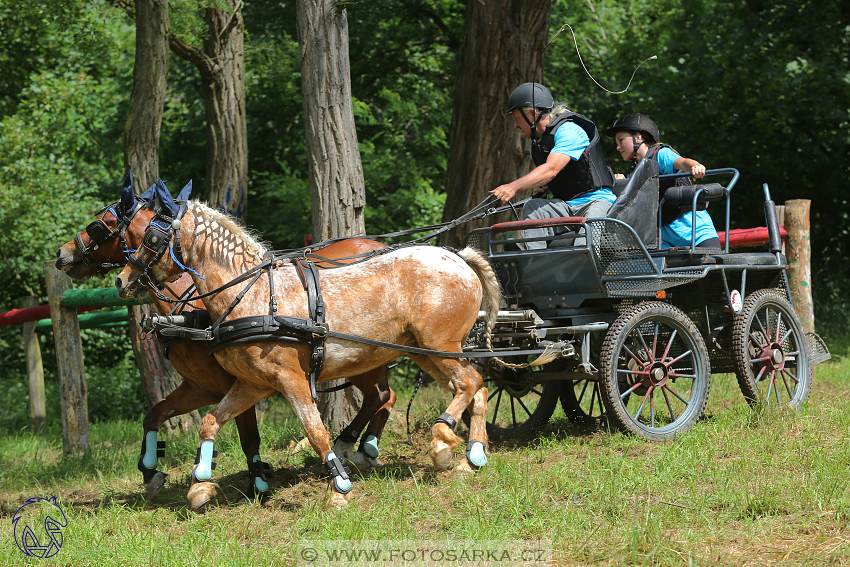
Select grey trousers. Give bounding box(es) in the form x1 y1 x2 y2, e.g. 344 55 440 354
521 198 613 249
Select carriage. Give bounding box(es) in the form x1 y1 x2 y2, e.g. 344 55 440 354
458 159 831 442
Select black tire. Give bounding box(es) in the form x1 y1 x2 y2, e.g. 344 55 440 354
560 377 607 427
598 302 711 442
469 359 560 437
731 289 811 407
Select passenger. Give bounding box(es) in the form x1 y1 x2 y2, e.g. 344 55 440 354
606 113 721 249
490 83 616 249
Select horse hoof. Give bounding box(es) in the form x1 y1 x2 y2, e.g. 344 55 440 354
428 445 453 471
453 460 474 474
351 451 381 472
187 482 218 512
145 471 167 500
326 491 352 508
332 439 357 463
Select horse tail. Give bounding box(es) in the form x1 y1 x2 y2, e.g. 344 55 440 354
456 247 500 350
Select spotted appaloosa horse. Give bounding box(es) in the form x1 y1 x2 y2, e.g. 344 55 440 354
55 190 396 503
114 196 497 509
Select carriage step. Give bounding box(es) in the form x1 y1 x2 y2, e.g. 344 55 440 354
806 331 831 366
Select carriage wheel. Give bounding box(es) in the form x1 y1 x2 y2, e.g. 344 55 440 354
731 289 811 407
468 359 560 437
598 302 711 442
560 377 607 427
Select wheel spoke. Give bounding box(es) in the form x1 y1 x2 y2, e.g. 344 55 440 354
617 368 649 376
515 396 535 419
753 364 768 384
667 348 692 366
754 312 769 342
780 369 794 399
749 356 770 364
622 343 644 367
780 328 793 345
666 372 697 379
773 371 782 405
491 388 503 425
664 384 690 405
577 380 590 403
634 387 654 420
662 388 678 422
510 395 518 425
774 310 784 343
620 381 644 399
765 370 775 403
635 329 653 362
530 387 544 397
652 322 660 360
661 328 678 361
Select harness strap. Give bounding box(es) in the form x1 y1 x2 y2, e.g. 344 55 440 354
293 258 327 402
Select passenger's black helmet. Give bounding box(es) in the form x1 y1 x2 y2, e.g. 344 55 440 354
506 83 554 115
605 113 660 144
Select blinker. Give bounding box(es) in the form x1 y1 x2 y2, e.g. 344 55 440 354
85 220 112 244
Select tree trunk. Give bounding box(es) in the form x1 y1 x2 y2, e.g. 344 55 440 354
439 0 552 248
123 0 169 190
201 1 249 218
124 0 200 432
296 0 365 430
128 304 202 433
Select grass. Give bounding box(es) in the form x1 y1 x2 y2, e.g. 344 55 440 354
2 352 850 566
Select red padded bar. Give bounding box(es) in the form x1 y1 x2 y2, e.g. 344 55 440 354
718 226 788 248
490 217 587 236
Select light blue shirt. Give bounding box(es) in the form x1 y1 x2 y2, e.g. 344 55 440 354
654 146 718 248
537 121 616 206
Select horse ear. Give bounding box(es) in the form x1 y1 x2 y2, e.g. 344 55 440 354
120 170 135 213
177 180 193 201
154 179 179 218
139 182 157 204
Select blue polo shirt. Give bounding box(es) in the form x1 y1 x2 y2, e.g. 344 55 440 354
654 147 718 248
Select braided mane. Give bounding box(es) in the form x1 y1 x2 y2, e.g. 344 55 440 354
189 201 268 269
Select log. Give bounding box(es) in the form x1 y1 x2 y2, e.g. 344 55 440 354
22 296 46 433
784 200 814 332
44 261 90 456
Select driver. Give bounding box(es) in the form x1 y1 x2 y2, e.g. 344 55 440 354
490 83 616 249
606 113 720 249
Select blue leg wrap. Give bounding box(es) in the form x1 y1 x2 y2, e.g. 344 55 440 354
466 441 488 468
250 455 269 493
361 434 380 458
192 439 217 482
325 451 352 494
142 430 159 470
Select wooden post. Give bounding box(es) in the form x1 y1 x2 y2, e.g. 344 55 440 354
44 261 90 457
784 200 814 332
21 296 46 433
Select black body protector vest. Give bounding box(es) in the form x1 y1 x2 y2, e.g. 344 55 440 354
530 112 614 202
644 144 704 226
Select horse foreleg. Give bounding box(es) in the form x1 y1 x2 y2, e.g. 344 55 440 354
139 381 220 499
188 380 270 512
283 379 353 508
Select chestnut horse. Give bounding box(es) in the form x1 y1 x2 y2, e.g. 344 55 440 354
55 185 395 503
114 194 498 509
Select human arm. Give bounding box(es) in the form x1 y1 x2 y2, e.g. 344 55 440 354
672 156 706 179
490 152 571 204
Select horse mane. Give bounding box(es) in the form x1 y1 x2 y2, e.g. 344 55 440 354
189 201 269 269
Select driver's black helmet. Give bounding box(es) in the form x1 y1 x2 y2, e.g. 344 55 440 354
506 83 554 115
605 113 660 144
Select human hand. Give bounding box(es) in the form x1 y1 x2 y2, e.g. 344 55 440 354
691 162 706 179
614 173 625 180
489 184 518 205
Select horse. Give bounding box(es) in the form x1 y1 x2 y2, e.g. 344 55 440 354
112 186 498 509
55 176 396 503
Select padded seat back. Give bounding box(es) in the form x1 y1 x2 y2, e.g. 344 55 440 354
606 158 659 249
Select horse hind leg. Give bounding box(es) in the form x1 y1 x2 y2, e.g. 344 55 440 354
454 386 489 474
336 367 395 472
232 406 271 505
408 354 482 471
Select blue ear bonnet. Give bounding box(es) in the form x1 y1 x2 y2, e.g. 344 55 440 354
119 171 135 217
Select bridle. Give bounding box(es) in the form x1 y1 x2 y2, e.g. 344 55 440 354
125 203 189 293
73 199 146 275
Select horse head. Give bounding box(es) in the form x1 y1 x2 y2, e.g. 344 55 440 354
115 181 191 299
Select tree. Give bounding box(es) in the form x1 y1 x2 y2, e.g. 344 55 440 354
122 0 201 433
439 0 552 248
296 0 366 429
169 0 249 218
